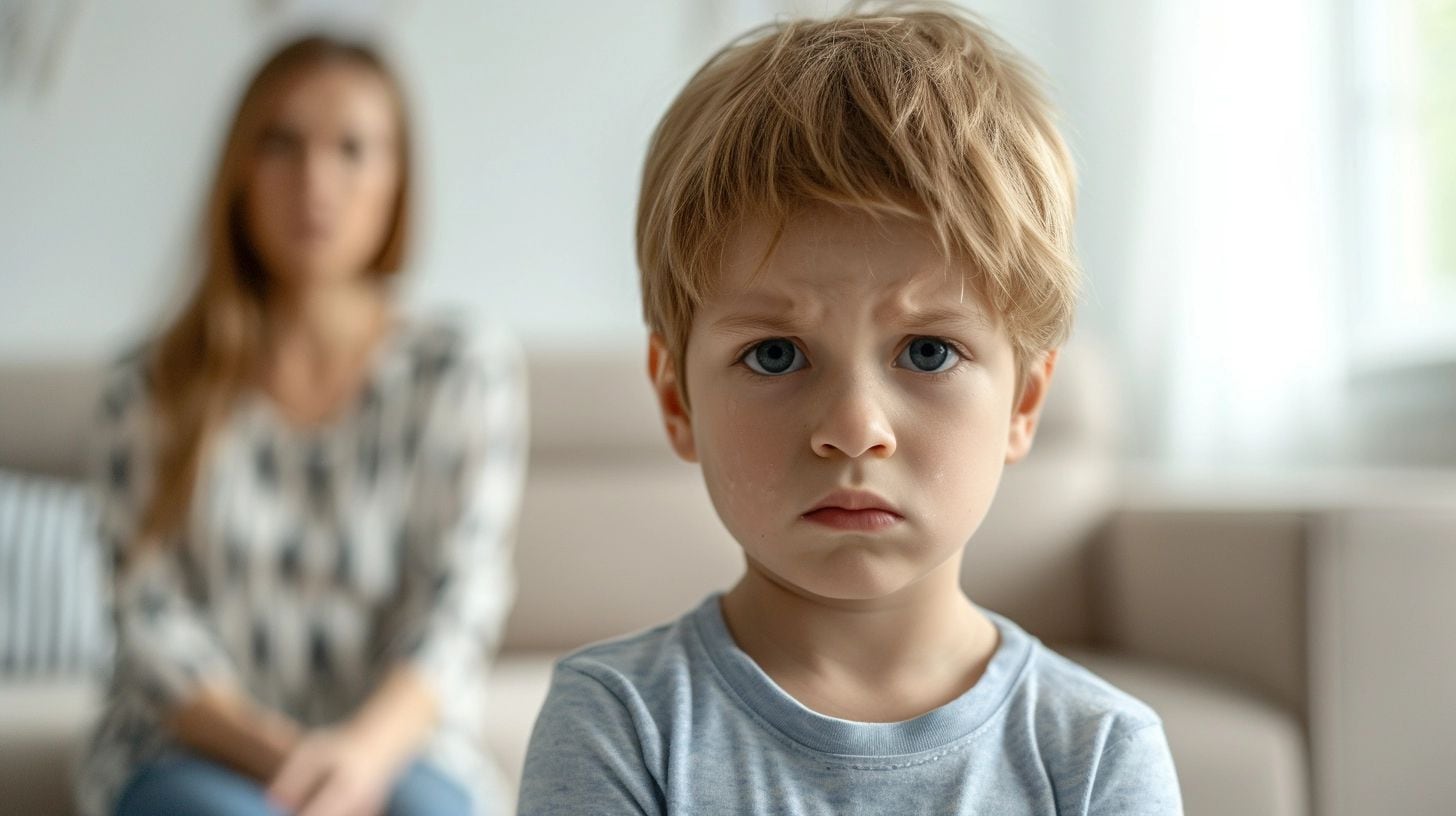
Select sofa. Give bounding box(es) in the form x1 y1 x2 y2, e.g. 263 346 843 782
3 338 1455 815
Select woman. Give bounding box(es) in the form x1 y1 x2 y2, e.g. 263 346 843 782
74 35 525 816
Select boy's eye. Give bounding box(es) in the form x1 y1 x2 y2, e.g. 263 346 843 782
896 336 960 373
741 338 807 376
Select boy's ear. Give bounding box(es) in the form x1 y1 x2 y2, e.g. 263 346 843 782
1006 348 1059 465
647 332 698 463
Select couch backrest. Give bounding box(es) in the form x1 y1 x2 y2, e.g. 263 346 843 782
0 361 106 479
0 338 1118 651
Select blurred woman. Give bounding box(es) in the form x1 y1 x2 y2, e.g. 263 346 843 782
74 35 525 816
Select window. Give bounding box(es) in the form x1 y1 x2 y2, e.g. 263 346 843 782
1346 0 1456 369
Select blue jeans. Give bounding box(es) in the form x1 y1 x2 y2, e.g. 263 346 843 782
114 752 472 816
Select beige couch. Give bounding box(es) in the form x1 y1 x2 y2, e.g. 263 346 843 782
4 341 1454 815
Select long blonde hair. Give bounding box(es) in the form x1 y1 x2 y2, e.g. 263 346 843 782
138 35 413 548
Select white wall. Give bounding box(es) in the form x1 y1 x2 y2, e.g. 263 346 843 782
0 1 688 359
0 0 1085 362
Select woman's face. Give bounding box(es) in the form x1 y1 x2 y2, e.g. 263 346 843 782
244 62 402 288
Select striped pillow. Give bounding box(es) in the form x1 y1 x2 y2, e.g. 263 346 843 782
0 469 111 676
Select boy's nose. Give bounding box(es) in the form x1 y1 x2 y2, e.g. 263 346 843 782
810 381 897 460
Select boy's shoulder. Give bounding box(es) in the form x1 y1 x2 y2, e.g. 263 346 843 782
552 602 703 693
990 610 1163 748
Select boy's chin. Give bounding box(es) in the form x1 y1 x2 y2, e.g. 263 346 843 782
748 549 944 604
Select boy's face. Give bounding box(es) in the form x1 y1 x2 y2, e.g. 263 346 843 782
649 204 1057 603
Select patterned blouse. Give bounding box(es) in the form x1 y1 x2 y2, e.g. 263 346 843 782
73 317 527 816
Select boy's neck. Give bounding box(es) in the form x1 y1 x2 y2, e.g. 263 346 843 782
719 555 999 723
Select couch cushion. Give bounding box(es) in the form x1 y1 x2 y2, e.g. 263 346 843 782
505 463 743 651
0 679 101 816
1065 649 1308 816
1096 509 1309 720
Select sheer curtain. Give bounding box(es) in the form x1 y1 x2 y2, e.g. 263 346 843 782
1114 0 1350 471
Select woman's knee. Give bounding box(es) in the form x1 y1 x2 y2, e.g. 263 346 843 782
115 754 283 816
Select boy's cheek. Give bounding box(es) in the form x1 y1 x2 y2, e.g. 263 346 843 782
905 418 1007 521
948 453 1009 539
697 407 800 530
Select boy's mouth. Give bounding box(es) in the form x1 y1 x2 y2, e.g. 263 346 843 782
802 507 903 532
802 489 903 532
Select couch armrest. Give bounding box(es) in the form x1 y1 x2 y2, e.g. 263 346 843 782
1310 506 1456 816
1092 508 1309 721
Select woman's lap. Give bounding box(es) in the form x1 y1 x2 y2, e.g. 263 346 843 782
387 759 474 815
113 753 284 816
114 752 472 816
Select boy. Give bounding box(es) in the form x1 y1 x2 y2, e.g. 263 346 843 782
518 4 1182 814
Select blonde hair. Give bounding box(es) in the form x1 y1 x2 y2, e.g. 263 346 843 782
138 35 412 548
637 1 1078 384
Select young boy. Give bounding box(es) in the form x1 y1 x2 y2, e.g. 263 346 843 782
518 4 1182 814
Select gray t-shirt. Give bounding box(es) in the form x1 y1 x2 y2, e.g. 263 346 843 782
519 595 1182 815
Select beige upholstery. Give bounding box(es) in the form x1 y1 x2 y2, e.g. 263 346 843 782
1096 510 1309 719
0 361 106 478
7 340 1455 815
1310 506 1456 816
0 681 99 816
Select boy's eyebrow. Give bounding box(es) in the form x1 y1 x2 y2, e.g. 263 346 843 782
894 306 995 333
711 306 994 336
710 312 809 337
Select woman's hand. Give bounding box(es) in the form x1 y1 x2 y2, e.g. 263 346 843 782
265 723 406 816
266 665 438 815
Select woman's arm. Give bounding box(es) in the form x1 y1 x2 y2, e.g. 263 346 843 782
94 366 306 780
385 324 528 713
344 663 438 757
166 684 302 781
264 665 436 814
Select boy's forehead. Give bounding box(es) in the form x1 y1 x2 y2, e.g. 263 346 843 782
706 207 999 331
